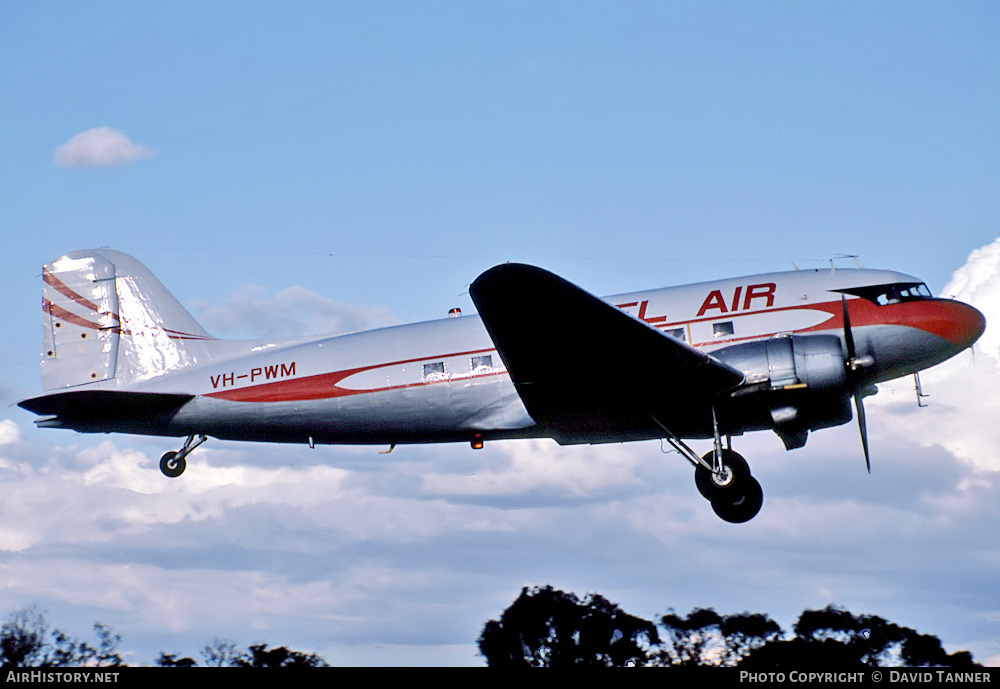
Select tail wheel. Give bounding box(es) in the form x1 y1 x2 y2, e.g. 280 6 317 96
159 451 186 478
694 449 750 500
711 476 764 524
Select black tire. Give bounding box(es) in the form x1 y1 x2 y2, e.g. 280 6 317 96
160 451 186 478
695 449 750 500
711 476 764 524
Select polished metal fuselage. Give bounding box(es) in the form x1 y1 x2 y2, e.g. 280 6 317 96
42 266 980 446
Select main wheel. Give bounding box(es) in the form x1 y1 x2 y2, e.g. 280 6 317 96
695 449 750 500
711 476 764 523
159 451 186 478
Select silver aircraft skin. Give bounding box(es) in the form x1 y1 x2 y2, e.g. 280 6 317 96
19 249 986 522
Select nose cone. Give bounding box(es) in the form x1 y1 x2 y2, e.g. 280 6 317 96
921 299 987 349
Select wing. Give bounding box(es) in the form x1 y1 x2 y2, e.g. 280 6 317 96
470 263 744 443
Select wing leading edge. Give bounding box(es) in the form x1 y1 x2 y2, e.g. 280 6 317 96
470 264 745 444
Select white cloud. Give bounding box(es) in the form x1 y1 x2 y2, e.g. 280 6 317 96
869 237 1000 472
4 240 1000 666
0 419 20 445
942 238 1000 363
422 438 648 501
0 410 996 665
53 127 155 169
192 284 400 339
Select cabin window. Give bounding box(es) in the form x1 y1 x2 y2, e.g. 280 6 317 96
471 355 493 372
423 362 447 381
877 283 932 304
665 328 687 342
840 282 933 306
713 322 734 338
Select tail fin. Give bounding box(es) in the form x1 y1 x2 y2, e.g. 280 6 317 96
41 249 216 390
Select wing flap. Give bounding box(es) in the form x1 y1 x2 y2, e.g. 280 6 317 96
470 263 744 442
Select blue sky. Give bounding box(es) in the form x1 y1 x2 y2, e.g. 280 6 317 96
2 1 1000 666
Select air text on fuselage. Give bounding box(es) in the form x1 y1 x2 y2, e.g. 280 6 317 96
697 283 777 317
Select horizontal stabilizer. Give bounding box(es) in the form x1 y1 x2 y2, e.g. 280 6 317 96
19 390 193 429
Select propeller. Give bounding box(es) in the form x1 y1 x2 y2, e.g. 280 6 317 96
842 295 872 473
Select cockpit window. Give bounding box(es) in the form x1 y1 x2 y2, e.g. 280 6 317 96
838 282 932 305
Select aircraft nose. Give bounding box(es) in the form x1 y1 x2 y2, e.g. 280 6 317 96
932 299 986 349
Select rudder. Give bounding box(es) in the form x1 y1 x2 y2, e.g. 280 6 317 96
41 249 216 390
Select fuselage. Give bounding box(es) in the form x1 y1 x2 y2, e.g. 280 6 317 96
35 266 982 447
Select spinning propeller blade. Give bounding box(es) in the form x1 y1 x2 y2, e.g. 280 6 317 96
841 294 857 360
855 395 871 473
842 295 872 473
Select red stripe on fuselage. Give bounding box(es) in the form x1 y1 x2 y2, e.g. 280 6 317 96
201 295 981 404
206 366 368 402
653 296 981 348
204 347 500 403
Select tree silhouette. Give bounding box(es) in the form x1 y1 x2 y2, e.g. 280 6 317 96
901 632 975 668
157 638 328 667
199 637 242 667
480 589 979 668
721 611 784 663
0 608 123 668
0 608 46 667
156 652 197 667
654 607 723 666
739 605 976 668
477 585 660 667
653 607 781 666
233 643 328 667
1 608 329 667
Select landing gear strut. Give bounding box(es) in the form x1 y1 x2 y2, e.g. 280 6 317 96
694 448 749 499
655 415 764 523
159 434 207 478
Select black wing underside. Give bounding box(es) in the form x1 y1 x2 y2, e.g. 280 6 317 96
470 264 744 444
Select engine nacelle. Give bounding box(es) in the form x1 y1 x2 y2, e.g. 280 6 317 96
713 334 847 393
713 335 851 450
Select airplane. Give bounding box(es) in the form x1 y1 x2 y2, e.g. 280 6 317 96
18 249 986 523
